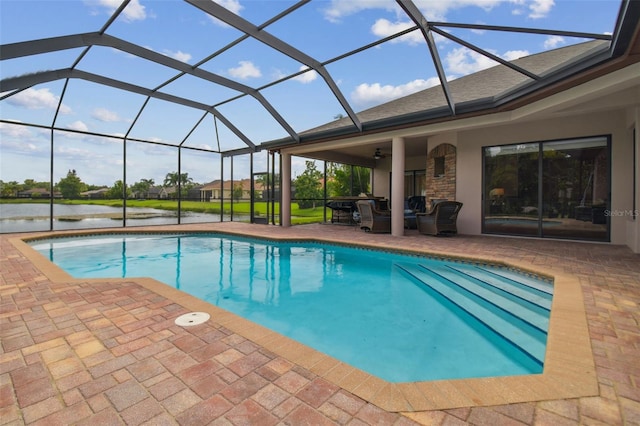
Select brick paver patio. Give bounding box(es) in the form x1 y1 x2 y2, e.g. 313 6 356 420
1 222 639 425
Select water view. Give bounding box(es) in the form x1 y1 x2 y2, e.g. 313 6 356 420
0 203 228 233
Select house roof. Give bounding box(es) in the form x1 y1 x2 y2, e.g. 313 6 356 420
292 40 613 139
200 179 263 191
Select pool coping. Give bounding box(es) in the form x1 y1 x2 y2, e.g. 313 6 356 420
8 228 598 413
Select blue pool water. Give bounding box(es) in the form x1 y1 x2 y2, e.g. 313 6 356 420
31 233 553 382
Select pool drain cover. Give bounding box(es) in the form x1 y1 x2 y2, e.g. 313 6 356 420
174 312 210 326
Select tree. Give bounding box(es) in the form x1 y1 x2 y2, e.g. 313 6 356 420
163 172 193 187
327 163 370 197
293 161 323 209
232 183 244 200
0 180 20 197
163 172 195 199
57 170 85 199
254 173 279 188
130 178 155 198
22 179 36 189
106 180 132 199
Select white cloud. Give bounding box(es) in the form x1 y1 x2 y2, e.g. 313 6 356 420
66 121 89 132
543 35 565 49
208 0 244 26
163 49 192 63
502 49 529 60
216 0 242 14
324 0 555 25
528 0 554 19
6 88 71 114
292 66 318 84
86 0 146 21
122 0 146 21
371 19 423 45
323 0 398 23
444 47 530 77
228 61 262 79
0 121 31 138
91 108 120 122
445 47 497 76
351 78 440 105
413 0 500 21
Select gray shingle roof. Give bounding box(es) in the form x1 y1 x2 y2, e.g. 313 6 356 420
298 40 609 137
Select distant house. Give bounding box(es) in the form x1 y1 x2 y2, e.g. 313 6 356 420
146 186 172 200
200 179 264 201
16 188 61 199
81 188 109 199
186 185 203 201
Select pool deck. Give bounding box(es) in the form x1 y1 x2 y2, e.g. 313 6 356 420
1 222 639 425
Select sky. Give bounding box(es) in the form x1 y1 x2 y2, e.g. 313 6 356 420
0 0 621 187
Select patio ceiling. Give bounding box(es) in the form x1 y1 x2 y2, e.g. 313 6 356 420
1 0 638 161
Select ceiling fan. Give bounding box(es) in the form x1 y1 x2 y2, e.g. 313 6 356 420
373 148 387 160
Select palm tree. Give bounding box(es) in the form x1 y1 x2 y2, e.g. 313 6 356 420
163 172 194 199
163 172 193 187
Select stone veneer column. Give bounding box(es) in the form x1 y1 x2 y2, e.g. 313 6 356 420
425 143 457 204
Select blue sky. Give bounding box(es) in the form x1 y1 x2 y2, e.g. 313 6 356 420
0 0 621 187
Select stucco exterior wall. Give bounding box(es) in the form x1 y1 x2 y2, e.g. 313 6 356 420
455 109 634 246
372 158 391 197
625 107 640 252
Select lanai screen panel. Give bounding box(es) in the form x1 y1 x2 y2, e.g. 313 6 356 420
125 142 177 188
0 1 102 42
77 46 180 89
1 49 85 81
199 37 305 88
216 95 291 145
160 74 242 111
0 122 50 184
51 130 122 189
53 80 147 138
1 80 69 127
267 2 395 61
260 75 350 134
126 98 208 146
181 115 219 151
325 34 439 112
106 1 243 67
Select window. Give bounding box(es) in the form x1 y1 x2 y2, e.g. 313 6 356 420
483 136 610 241
434 156 445 177
403 170 427 198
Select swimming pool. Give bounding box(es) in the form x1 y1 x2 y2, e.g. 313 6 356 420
30 233 553 383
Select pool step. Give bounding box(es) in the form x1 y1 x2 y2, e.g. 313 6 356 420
395 263 548 366
463 265 554 297
427 263 551 332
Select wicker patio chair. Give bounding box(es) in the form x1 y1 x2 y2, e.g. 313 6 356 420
356 200 391 233
416 201 463 236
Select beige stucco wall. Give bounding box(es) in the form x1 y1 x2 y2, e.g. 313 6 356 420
454 109 634 246
372 142 429 199
625 107 640 252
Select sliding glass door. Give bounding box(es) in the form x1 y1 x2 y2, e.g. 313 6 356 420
484 142 540 236
484 136 610 241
